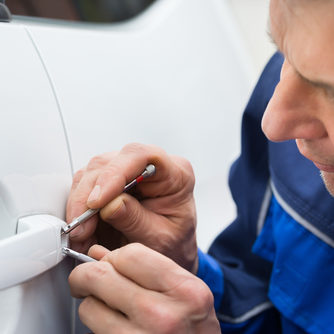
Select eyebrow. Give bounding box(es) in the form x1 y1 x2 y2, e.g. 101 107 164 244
267 27 334 95
296 71 334 95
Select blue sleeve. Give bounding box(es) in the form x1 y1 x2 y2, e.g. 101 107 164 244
197 249 282 333
197 248 224 310
196 53 285 333
219 308 282 334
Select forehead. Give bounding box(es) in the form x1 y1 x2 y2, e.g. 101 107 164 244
269 0 334 82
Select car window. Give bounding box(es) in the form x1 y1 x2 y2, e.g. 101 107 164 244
6 0 156 23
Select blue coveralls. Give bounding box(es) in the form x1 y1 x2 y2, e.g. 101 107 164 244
197 53 334 334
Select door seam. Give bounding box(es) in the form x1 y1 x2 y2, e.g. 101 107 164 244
23 27 74 176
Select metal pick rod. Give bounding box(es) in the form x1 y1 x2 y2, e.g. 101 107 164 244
62 247 97 263
62 164 156 235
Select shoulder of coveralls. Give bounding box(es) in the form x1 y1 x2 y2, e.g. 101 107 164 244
204 52 284 323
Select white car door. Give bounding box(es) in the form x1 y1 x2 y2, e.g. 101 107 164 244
0 18 73 334
22 0 254 251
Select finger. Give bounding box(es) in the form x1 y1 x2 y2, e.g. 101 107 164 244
99 193 162 241
71 168 85 192
102 246 216 328
66 171 101 240
99 193 179 246
69 260 149 315
66 170 98 222
99 192 197 269
79 296 134 334
86 143 179 209
88 244 109 260
66 152 119 224
70 235 97 253
67 146 157 240
102 243 193 292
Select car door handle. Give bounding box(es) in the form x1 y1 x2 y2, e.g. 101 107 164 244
0 215 69 290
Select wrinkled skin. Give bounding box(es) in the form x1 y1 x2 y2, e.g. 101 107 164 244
69 244 220 334
66 144 198 273
263 0 334 195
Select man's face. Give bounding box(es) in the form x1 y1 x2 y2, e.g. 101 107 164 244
262 0 334 195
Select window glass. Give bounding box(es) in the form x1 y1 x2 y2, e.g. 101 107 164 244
6 0 156 23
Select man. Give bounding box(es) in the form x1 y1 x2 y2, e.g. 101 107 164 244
66 0 334 333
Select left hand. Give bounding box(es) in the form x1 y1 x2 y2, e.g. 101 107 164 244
66 144 198 273
69 243 220 334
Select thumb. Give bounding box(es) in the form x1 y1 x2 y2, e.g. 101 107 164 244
99 193 163 243
88 244 110 260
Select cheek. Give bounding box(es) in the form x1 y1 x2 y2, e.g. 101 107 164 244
324 114 334 143
296 137 334 166
320 171 334 197
295 139 306 156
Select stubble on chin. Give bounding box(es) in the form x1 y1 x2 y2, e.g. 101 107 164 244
320 171 334 197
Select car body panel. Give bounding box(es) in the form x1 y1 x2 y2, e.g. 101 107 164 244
0 23 73 333
22 0 253 251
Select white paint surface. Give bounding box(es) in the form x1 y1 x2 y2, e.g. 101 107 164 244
0 23 72 334
23 0 254 253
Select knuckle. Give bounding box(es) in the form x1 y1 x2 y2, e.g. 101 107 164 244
119 242 147 260
121 143 166 161
72 169 85 184
121 142 147 155
135 299 183 334
183 279 214 315
78 296 95 320
176 156 193 173
162 160 195 196
83 261 112 283
179 160 195 190
185 164 195 186
156 310 181 334
157 309 183 334
87 155 108 171
113 243 152 268
96 168 117 182
95 168 127 194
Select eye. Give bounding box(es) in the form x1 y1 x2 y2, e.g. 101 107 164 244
323 86 334 101
295 70 334 101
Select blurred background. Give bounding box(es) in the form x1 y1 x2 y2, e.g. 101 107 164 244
7 0 275 79
228 0 275 81
7 0 157 22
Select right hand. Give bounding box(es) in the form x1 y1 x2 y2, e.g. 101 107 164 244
69 244 221 334
66 143 199 273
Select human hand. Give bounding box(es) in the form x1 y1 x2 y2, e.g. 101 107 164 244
66 143 198 273
69 244 220 334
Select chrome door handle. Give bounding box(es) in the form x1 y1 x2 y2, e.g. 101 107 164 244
0 215 69 290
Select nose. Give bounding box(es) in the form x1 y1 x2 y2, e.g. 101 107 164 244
261 59 326 142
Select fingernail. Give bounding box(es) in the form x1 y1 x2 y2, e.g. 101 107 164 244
70 225 84 238
88 185 101 204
